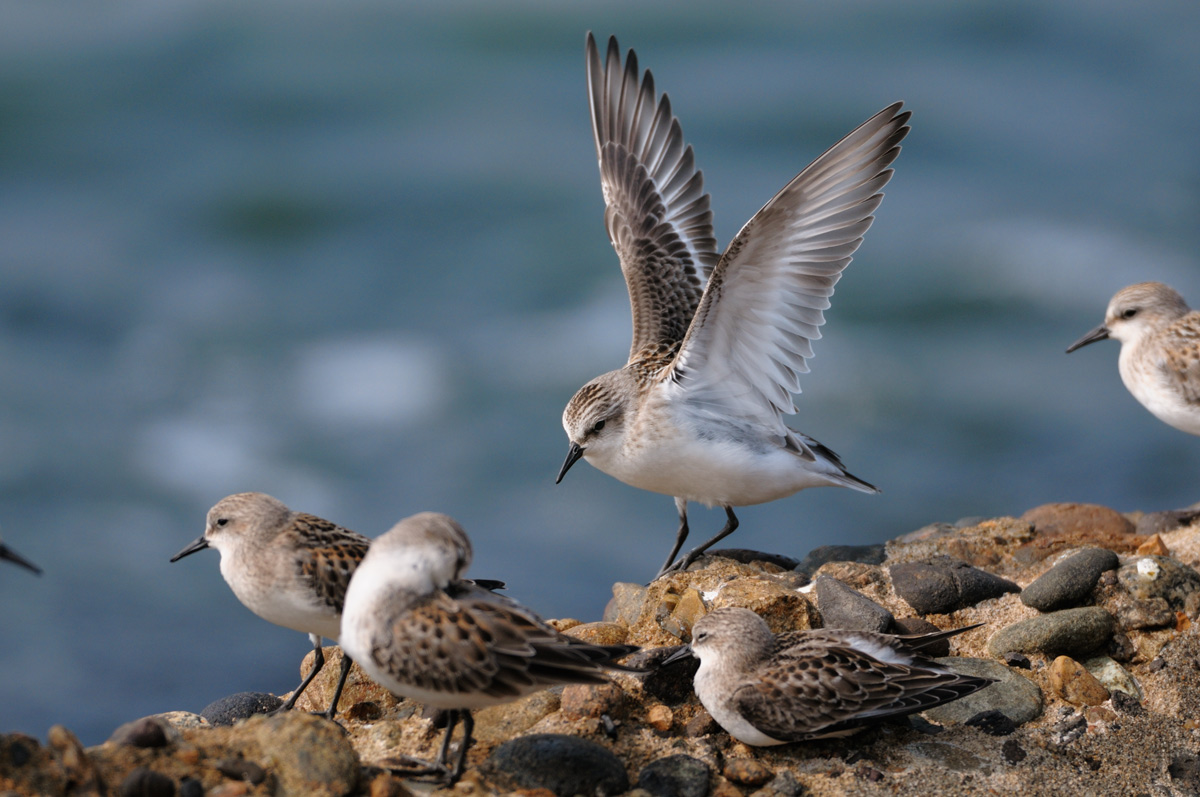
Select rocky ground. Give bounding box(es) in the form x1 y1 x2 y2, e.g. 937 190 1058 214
5 501 1200 797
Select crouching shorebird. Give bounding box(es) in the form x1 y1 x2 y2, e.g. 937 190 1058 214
665 608 992 745
1067 282 1200 436
170 492 367 719
339 512 642 784
557 33 909 577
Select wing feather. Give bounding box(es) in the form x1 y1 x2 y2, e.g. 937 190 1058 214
586 33 720 359
667 103 910 434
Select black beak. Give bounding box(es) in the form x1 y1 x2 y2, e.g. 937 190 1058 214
555 442 585 484
1066 324 1110 353
0 543 41 575
661 645 695 666
170 535 210 563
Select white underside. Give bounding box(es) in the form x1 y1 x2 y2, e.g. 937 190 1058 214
1121 359 1200 436
218 551 342 642
693 658 785 746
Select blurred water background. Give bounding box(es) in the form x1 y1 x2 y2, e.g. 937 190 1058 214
2 0 1199 744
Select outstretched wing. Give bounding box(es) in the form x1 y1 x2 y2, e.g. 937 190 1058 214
586 33 720 360
667 103 910 435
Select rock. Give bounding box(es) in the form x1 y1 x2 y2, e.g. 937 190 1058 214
905 740 986 772
486 735 629 797
107 717 169 748
797 543 886 574
200 692 282 726
562 621 629 646
710 578 816 633
1082 655 1141 698
48 725 102 795
752 771 804 797
241 712 359 797
604 582 649 626
685 711 719 737
473 690 561 746
1001 739 1027 765
658 588 707 640
1021 503 1139 552
1118 555 1200 615
1084 706 1117 727
560 683 626 721
1048 656 1110 706
964 710 1017 736
292 650 400 716
1 733 66 796
1020 548 1119 611
1111 689 1144 715
627 645 698 705
178 778 204 797
118 767 175 797
706 548 800 571
1049 712 1087 746
723 757 773 786
814 575 893 632
637 754 711 797
925 657 1043 726
1136 534 1170 556
1169 753 1200 794
215 757 266 784
889 556 1019 614
1002 652 1031 669
153 712 209 733
986 606 1114 657
647 704 674 732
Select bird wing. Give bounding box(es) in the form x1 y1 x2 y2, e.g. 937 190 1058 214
733 634 987 741
371 586 637 702
289 514 370 615
586 33 720 360
1157 318 1200 404
665 103 909 436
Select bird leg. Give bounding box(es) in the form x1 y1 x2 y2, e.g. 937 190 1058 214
655 499 691 578
274 634 326 713
382 709 466 781
447 711 474 784
674 507 739 572
321 651 355 720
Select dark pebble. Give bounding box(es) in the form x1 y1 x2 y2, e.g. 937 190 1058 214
1137 509 1200 536
684 711 719 737
706 548 800 570
762 771 804 797
5 737 34 767
486 734 629 797
1001 740 1026 765
1020 548 1118 611
797 543 886 574
964 710 1017 736
907 715 944 735
1002 652 1031 669
200 692 282 726
857 766 884 783
178 778 203 797
986 606 1114 657
1148 657 1167 673
1170 753 1200 792
637 754 711 797
628 645 699 705
815 575 893 632
1107 632 1136 662
1111 690 1144 715
216 758 266 785
119 767 175 797
108 717 169 748
890 556 1018 615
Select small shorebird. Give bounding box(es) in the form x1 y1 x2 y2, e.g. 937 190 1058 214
1067 282 1200 436
665 607 991 745
0 536 40 575
557 33 908 576
340 511 641 783
170 492 367 719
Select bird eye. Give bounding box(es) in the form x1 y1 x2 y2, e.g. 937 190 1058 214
1121 308 1138 319
215 518 229 528
593 419 606 433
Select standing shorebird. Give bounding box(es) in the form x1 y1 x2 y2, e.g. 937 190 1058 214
340 511 641 784
665 607 991 745
170 492 367 719
0 536 40 575
557 33 908 576
1067 282 1200 436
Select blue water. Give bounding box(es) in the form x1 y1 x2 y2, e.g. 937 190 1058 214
2 0 1199 745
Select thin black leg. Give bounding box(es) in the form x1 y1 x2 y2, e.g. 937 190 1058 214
322 651 355 720
675 507 739 571
434 709 461 771
655 499 690 578
448 711 474 784
276 635 325 712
